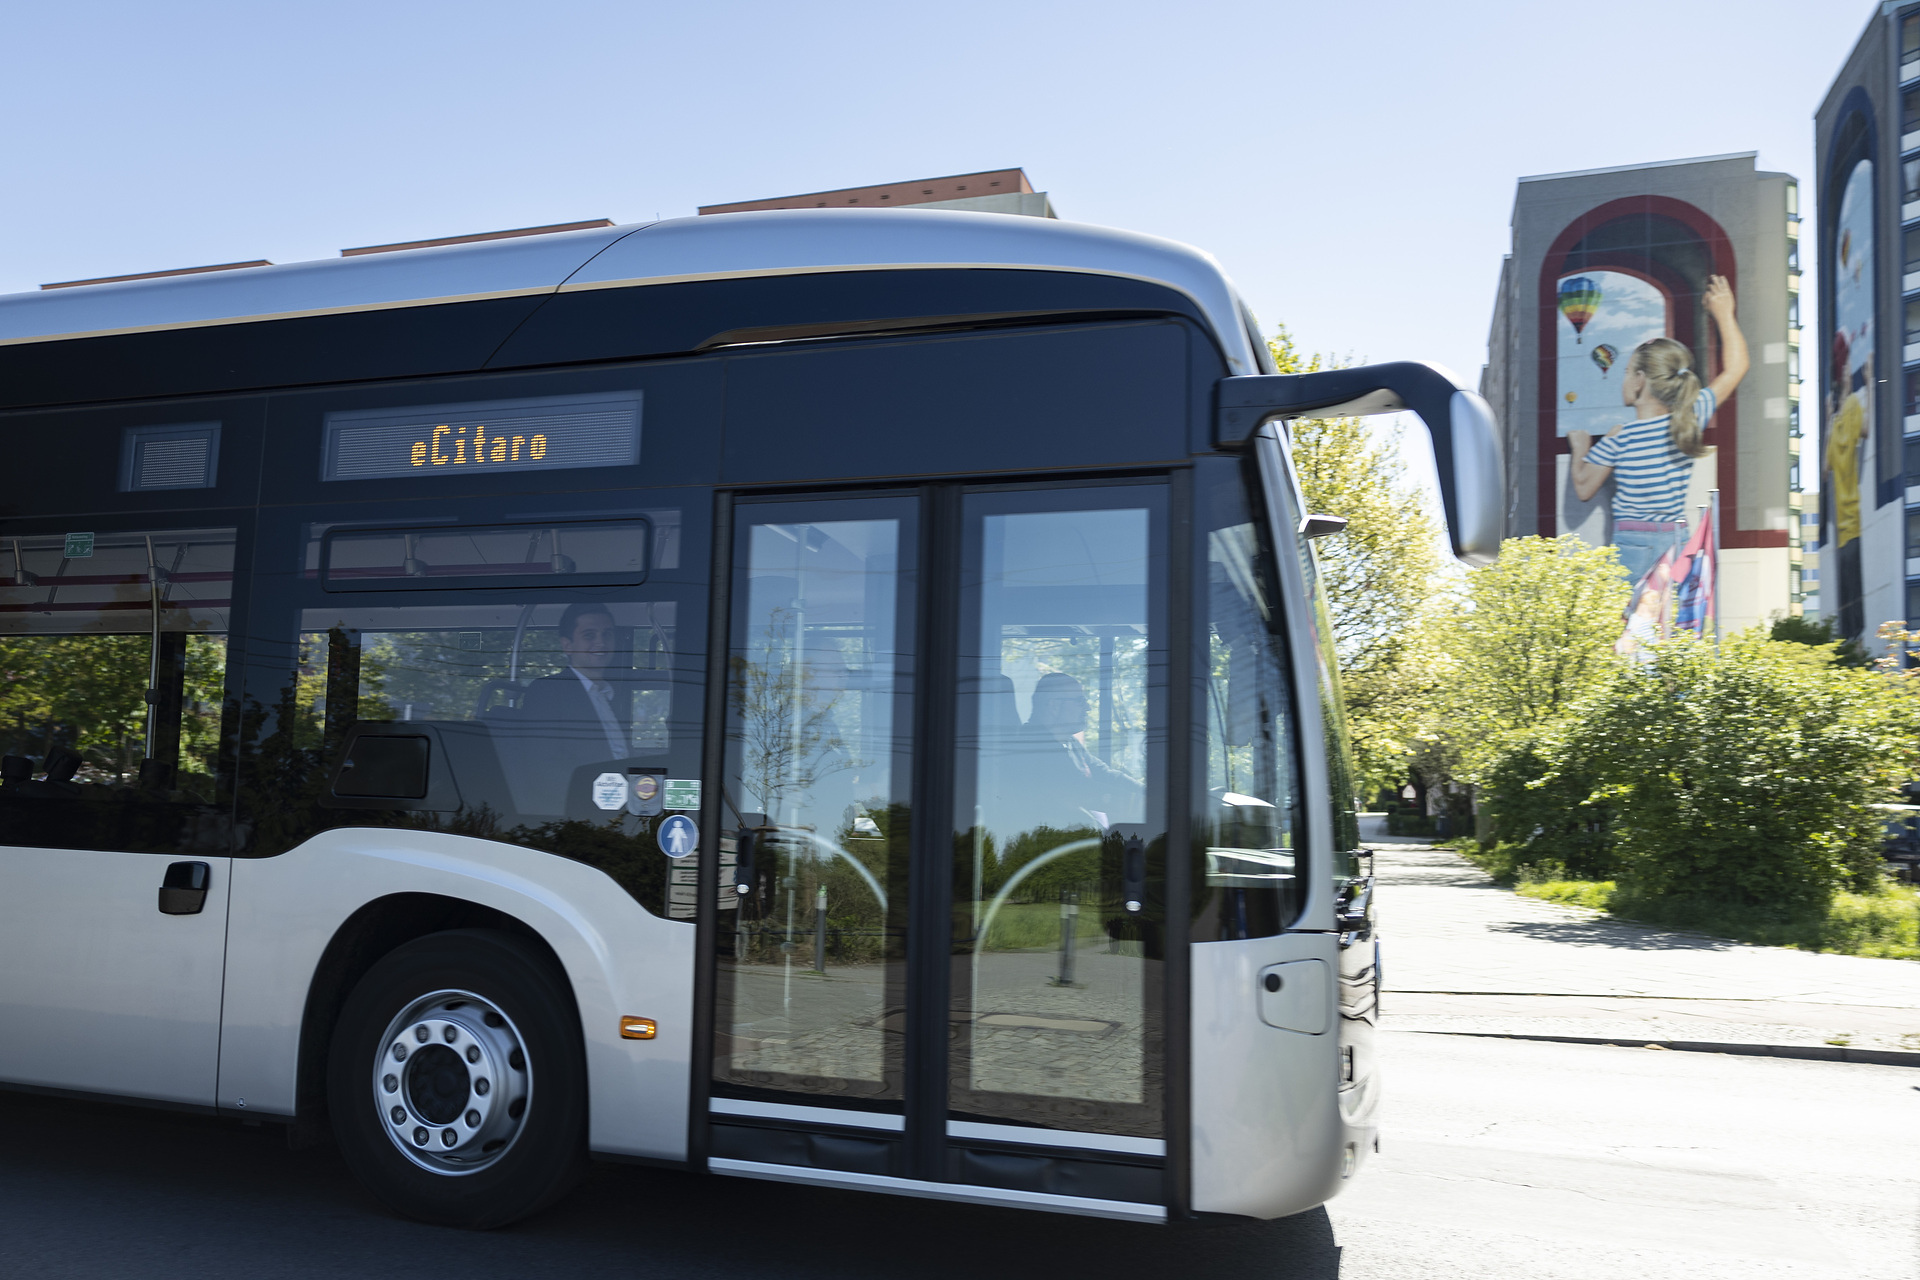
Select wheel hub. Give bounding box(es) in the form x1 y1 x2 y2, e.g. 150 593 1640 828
373 989 531 1174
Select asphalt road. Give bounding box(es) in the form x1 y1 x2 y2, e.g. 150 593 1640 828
6 1031 1915 1279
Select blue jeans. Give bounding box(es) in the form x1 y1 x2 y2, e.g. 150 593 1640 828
1613 522 1683 588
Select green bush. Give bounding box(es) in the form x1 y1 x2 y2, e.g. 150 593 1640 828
1477 729 1616 880
1385 811 1435 837
1576 635 1918 914
1472 632 1919 917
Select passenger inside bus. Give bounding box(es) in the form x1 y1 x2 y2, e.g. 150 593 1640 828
1002 671 1141 832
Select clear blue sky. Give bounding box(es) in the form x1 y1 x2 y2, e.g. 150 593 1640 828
0 0 1867 438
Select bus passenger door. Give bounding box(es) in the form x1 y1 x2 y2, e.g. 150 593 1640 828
711 496 917 1145
0 526 237 1108
709 485 1168 1205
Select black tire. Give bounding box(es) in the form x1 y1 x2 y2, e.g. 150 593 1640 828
328 928 587 1229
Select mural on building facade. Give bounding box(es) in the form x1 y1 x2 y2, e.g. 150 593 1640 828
1554 210 1747 645
1823 157 1875 641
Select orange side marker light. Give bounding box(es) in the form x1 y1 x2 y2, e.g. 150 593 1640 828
620 1016 657 1040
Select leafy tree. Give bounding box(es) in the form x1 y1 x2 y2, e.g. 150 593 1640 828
1769 613 1870 668
1432 534 1629 781
1267 326 1443 792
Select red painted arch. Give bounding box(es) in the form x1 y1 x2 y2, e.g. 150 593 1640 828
1534 195 1782 549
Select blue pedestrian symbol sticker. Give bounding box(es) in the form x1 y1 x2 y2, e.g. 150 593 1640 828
657 814 698 859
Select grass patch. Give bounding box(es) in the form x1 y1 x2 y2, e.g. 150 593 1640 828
1515 879 1615 911
1509 874 1920 960
1456 840 1562 885
977 900 1112 952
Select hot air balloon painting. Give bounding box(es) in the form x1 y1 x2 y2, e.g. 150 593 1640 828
1558 276 1601 344
1591 343 1618 377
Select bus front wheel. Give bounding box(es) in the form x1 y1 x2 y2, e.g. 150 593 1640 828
327 928 587 1228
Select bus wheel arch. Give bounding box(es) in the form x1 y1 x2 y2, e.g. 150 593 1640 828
293 893 578 1149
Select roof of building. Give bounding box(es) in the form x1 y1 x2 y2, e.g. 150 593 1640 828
0 208 1259 375
699 169 1035 215
1517 151 1759 184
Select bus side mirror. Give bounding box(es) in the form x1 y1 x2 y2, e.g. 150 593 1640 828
1215 363 1504 565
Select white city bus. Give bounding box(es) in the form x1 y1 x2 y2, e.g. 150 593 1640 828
0 210 1500 1228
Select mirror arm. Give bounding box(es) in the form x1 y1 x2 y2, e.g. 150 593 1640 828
1215 362 1505 565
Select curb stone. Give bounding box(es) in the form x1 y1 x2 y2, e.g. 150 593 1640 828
1405 1028 1920 1067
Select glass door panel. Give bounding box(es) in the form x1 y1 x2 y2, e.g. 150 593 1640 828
716 502 914 1105
950 491 1165 1138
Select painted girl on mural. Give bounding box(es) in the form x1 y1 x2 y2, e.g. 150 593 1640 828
1566 274 1750 588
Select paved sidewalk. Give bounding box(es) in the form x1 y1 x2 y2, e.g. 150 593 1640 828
1366 820 1920 1054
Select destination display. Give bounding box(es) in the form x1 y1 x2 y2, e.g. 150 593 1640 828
321 391 641 482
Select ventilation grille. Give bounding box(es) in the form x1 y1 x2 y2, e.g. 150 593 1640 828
120 423 221 492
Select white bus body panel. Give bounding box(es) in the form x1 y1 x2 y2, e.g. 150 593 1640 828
219 829 694 1161
567 210 1261 377
0 210 1261 381
0 849 230 1106
1189 931 1349 1219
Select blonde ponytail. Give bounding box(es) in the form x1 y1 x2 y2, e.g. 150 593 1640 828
1629 337 1710 457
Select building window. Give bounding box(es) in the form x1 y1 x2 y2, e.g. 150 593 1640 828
1790 460 1802 490
1788 241 1800 272
1904 84 1920 133
1906 297 1920 346
1906 155 1920 204
1789 295 1800 327
1908 581 1920 625
1906 11 1920 68
1907 434 1920 485
1907 509 1920 558
1908 367 1920 418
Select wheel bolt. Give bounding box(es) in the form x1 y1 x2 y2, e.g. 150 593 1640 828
441 1129 457 1147
413 1126 428 1145
443 1026 458 1043
414 1025 429 1043
509 1049 525 1071
466 1046 480 1063
390 1106 405 1123
466 1109 481 1127
383 1074 398 1093
474 1078 490 1096
485 1012 504 1028
392 1044 407 1061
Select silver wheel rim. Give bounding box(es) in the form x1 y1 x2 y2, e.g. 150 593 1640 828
372 988 531 1176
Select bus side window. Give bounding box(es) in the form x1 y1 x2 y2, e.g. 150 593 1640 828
247 594 684 917
1195 462 1305 939
0 528 236 853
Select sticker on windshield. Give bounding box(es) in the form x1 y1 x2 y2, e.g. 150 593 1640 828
658 814 698 858
664 779 700 810
591 772 628 811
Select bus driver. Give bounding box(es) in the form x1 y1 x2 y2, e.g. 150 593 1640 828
517 603 631 807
